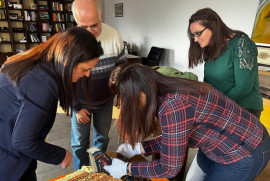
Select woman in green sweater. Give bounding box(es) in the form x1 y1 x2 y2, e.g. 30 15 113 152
186 8 264 181
188 8 263 119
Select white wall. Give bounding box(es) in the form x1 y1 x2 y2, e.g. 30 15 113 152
102 0 259 80
96 0 102 12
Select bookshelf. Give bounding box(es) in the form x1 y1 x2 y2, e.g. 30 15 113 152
0 0 75 62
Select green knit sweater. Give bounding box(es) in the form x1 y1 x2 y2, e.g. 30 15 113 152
204 34 263 111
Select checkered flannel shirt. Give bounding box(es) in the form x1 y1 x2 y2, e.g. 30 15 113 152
130 89 263 178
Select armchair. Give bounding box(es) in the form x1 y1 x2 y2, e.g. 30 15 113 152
142 46 164 66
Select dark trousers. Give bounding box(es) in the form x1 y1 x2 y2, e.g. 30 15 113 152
19 160 37 181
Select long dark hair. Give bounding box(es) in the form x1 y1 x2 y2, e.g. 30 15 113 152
109 63 211 146
188 8 244 68
1 27 103 113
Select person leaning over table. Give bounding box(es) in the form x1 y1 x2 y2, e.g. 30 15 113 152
103 63 270 181
188 8 263 119
71 0 126 171
0 27 103 181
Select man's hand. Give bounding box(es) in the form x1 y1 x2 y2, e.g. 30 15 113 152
76 108 91 124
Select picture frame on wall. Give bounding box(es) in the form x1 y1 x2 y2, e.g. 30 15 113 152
115 3 123 17
257 44 270 67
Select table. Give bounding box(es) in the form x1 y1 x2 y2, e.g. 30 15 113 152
48 152 168 181
127 54 142 64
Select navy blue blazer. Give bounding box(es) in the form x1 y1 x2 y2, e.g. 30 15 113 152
0 63 66 180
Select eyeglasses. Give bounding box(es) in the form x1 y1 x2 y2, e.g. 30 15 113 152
191 28 207 39
77 22 99 30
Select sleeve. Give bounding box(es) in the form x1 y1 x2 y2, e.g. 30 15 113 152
225 36 258 101
12 73 66 165
141 135 162 156
130 98 195 178
72 103 83 112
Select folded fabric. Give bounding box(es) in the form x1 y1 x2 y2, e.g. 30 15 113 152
152 66 198 81
87 147 112 173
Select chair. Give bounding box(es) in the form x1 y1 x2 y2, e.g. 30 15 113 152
142 46 164 66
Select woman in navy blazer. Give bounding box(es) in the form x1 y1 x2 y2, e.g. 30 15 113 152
0 27 103 181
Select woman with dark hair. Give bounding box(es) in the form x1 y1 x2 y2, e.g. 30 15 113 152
104 64 270 181
188 8 263 119
0 27 103 181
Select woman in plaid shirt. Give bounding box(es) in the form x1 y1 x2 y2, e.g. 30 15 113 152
104 64 270 181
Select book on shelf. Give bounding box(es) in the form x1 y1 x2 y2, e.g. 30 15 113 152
40 23 52 33
39 13 50 19
52 2 63 11
24 11 37 21
12 28 24 31
38 5 49 11
0 9 6 20
65 14 74 22
52 13 65 21
54 23 65 32
27 23 38 32
65 3 72 11
29 34 40 43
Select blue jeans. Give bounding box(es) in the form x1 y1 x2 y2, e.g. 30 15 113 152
71 100 113 171
186 126 270 181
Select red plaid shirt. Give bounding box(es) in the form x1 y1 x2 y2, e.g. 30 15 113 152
130 89 263 178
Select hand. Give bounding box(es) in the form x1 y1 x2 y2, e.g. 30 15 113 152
104 158 128 178
116 143 141 158
59 150 73 169
76 108 91 124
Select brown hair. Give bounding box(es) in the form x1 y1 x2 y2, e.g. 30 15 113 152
109 63 211 146
1 27 103 113
187 8 244 68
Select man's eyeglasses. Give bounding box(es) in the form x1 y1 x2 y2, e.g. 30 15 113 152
191 27 207 39
77 22 99 30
